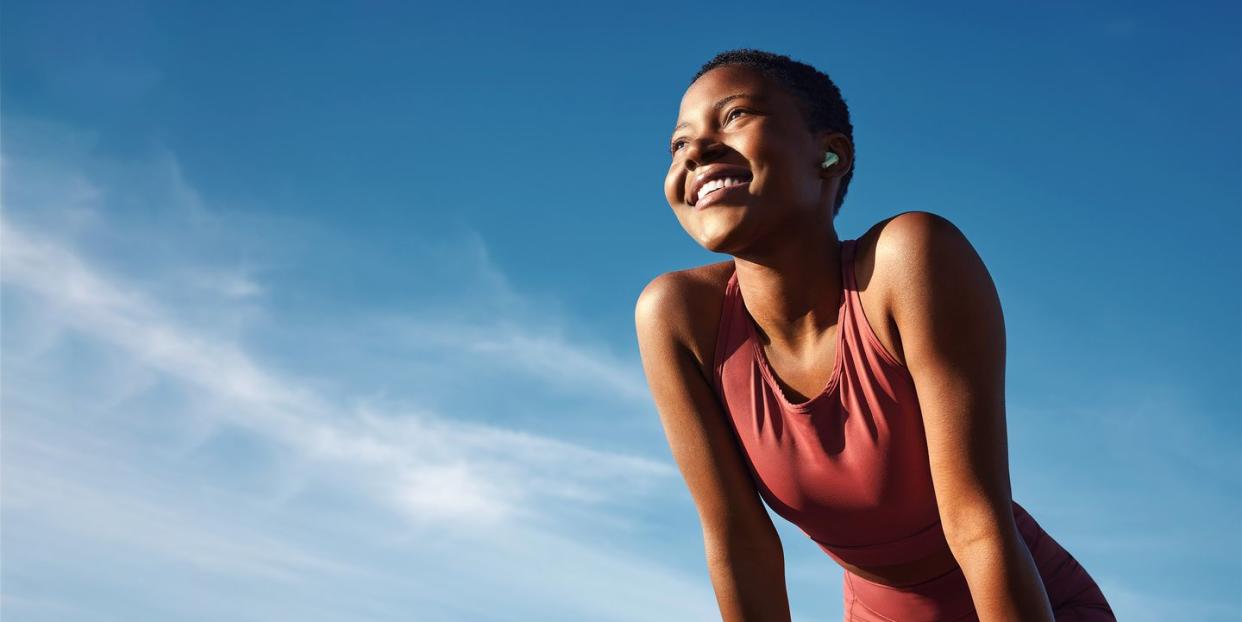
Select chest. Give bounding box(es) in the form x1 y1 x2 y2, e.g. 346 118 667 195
716 338 942 548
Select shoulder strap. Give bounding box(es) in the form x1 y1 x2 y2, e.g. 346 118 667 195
840 239 858 291
712 268 741 397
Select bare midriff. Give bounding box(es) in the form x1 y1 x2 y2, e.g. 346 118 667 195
837 539 961 588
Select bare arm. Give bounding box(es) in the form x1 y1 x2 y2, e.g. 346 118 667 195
635 272 792 622
883 211 1054 621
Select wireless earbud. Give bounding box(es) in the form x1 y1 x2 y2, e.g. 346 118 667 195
821 151 839 169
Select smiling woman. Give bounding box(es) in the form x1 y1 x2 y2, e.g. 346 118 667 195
635 49 1116 621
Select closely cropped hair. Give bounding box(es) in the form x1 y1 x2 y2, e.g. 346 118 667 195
692 49 855 217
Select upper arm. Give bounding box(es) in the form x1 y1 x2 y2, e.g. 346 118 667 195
880 211 1016 548
634 273 781 557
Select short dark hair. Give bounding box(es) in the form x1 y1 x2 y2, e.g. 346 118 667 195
691 49 855 217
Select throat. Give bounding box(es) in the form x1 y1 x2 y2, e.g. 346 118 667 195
756 323 841 404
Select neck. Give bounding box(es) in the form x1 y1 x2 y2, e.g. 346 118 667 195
732 226 844 351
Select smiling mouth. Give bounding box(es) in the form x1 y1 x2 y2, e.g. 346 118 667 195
692 173 753 206
694 180 750 209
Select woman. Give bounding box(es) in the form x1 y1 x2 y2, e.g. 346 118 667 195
634 49 1115 621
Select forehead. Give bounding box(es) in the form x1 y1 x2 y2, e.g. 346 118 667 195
676 65 789 120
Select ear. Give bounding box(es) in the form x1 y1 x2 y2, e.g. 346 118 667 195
817 131 854 178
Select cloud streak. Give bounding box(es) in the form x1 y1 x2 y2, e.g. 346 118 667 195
1 200 673 526
0 126 722 621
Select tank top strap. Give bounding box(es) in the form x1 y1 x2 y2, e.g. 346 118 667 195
838 238 907 369
712 267 742 397
838 238 868 357
840 239 859 292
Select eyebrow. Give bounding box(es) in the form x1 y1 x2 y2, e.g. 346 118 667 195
673 93 765 132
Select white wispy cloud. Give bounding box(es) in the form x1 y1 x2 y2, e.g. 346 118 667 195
2 214 674 524
0 120 728 621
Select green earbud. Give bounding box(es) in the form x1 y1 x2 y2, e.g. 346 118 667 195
821 151 839 168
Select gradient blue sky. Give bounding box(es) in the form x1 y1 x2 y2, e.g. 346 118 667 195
2 1 1239 620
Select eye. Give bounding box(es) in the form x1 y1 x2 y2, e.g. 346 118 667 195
670 109 748 155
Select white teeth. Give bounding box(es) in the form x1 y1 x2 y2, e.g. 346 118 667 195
695 176 749 204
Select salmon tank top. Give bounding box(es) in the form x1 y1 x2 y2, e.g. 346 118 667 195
712 238 1033 568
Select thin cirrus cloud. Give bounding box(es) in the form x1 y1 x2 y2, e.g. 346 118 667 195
0 126 725 621
0 216 663 523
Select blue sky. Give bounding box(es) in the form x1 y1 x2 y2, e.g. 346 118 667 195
2 1 1238 620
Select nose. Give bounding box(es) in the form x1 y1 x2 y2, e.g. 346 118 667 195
682 135 725 170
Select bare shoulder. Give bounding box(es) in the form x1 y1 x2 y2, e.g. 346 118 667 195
634 259 735 378
851 211 980 365
857 210 971 268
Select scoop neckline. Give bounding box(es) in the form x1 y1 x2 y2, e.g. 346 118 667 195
736 276 848 414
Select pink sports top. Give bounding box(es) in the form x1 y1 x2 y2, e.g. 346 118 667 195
712 238 953 568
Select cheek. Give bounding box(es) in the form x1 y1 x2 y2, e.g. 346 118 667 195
663 170 682 203
752 144 807 194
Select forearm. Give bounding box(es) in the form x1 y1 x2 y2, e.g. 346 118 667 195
951 529 1054 622
704 537 792 622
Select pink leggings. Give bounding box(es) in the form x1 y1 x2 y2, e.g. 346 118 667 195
842 504 1115 621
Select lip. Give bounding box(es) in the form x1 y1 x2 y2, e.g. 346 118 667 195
687 164 753 207
694 180 750 209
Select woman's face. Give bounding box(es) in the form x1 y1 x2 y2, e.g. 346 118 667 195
663 65 845 253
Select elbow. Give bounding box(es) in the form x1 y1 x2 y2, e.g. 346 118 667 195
703 527 792 622
703 522 784 568
942 510 1021 560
